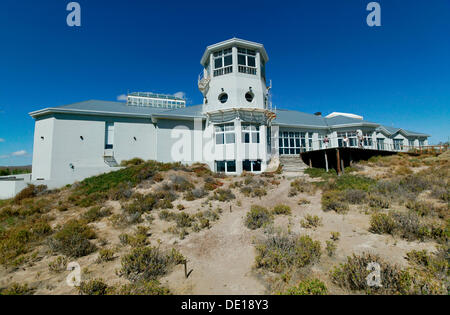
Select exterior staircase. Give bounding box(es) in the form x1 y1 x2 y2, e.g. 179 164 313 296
104 150 119 167
280 156 309 174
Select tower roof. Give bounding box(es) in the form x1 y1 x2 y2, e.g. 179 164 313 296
200 38 269 65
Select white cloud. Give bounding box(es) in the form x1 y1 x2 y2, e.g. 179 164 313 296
117 94 127 101
0 155 8 159
173 91 186 99
0 138 4 142
11 150 27 157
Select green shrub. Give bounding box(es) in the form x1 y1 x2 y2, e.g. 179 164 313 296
47 219 97 258
369 213 396 234
118 246 184 282
211 189 235 202
48 256 68 273
14 185 47 204
321 190 349 214
0 283 34 295
368 194 390 209
300 215 322 229
330 231 340 241
78 279 109 295
175 213 194 228
114 280 171 295
82 206 112 223
272 204 291 215
289 179 315 196
245 205 272 230
255 233 321 273
344 189 368 204
282 279 328 295
304 168 336 179
325 240 337 257
330 253 410 294
97 248 116 263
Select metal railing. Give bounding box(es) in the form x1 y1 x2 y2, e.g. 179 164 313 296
273 136 440 154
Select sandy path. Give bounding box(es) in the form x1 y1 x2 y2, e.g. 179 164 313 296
162 201 267 295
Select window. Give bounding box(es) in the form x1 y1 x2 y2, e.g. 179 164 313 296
238 48 257 75
363 133 373 147
245 91 254 103
243 160 262 172
215 123 235 145
213 48 233 77
216 160 236 173
218 93 228 104
394 139 404 151
242 124 260 144
105 122 114 149
279 131 305 155
337 131 358 147
377 138 385 150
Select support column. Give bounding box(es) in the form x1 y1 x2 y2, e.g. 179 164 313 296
336 149 341 175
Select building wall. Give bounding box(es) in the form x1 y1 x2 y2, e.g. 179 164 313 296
32 116 55 180
32 114 157 183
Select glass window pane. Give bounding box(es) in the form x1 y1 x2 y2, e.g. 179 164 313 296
216 161 225 172
216 134 224 145
290 138 295 147
227 161 236 173
284 139 289 147
243 133 250 143
214 58 223 69
248 56 256 67
252 132 260 143
253 160 261 171
238 54 246 65
224 55 232 66
225 133 235 144
243 160 252 171
215 125 224 132
295 139 300 147
279 138 283 147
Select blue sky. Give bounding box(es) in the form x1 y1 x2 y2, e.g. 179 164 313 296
0 0 449 166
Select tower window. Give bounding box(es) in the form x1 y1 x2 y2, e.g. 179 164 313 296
245 91 254 103
242 124 260 143
238 48 257 75
215 123 235 145
213 48 233 77
218 93 228 104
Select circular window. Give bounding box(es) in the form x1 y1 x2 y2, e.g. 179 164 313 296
245 92 254 103
218 93 228 104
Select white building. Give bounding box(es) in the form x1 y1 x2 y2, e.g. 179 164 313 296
0 38 429 199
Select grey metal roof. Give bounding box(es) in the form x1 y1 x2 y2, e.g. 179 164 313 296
376 125 429 137
152 104 205 119
29 100 168 118
29 100 429 138
273 109 328 128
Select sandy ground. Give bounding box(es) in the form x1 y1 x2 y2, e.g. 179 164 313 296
0 169 439 295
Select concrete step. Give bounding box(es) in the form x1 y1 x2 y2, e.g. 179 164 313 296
280 156 309 173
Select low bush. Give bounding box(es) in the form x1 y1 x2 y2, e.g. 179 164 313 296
118 246 185 282
82 206 112 223
325 240 337 257
114 280 171 295
289 179 315 196
78 279 109 295
300 215 322 229
245 205 272 230
14 185 47 204
255 232 321 273
281 279 328 295
321 190 349 214
272 204 291 215
211 189 235 202
48 256 68 273
368 194 390 209
344 189 368 204
47 219 96 258
96 248 116 263
0 283 34 295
